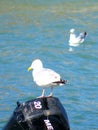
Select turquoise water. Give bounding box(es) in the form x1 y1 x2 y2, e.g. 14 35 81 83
0 0 98 130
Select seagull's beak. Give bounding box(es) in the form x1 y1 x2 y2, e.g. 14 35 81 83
27 66 32 71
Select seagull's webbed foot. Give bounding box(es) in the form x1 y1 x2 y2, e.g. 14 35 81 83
37 95 44 98
47 93 53 97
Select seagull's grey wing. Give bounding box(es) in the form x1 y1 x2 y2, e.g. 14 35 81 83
33 68 61 86
78 32 87 39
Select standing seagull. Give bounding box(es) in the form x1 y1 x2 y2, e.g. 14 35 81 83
69 28 87 48
28 59 66 97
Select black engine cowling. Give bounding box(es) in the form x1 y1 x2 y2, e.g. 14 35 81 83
3 97 70 130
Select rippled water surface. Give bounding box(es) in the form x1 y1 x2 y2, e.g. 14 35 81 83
0 0 98 130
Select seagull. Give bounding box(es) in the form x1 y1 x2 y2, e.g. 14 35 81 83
69 28 87 47
28 59 66 97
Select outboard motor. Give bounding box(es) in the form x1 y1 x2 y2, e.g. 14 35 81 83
3 97 70 130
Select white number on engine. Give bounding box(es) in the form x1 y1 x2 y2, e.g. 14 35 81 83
34 101 42 109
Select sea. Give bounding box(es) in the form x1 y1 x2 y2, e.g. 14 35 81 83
0 0 98 130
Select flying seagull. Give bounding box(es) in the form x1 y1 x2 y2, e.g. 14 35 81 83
28 59 66 97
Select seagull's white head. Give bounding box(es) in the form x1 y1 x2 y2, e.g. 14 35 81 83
70 28 75 33
28 59 43 71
